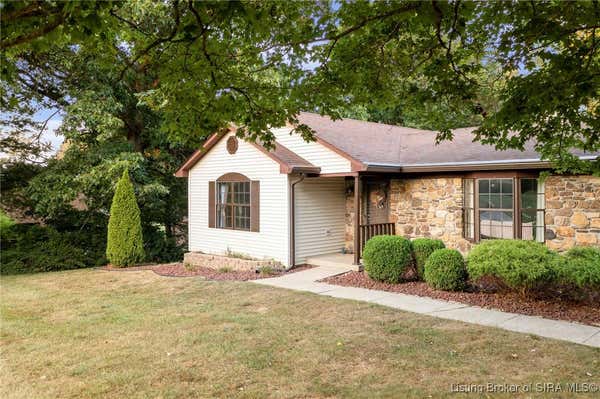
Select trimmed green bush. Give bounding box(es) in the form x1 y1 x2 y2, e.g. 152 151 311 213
554 247 600 302
467 240 558 294
412 238 445 279
106 170 145 267
362 235 413 283
424 249 467 291
1 224 106 274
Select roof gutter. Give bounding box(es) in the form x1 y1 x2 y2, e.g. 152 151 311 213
363 155 598 173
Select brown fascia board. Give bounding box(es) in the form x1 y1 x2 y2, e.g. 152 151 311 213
360 160 551 174
248 142 321 174
285 120 367 171
174 130 232 177
398 160 552 173
174 126 320 177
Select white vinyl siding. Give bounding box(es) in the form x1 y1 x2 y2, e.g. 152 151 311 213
294 177 346 264
188 132 290 266
272 127 352 173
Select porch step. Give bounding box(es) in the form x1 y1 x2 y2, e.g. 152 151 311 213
305 253 362 272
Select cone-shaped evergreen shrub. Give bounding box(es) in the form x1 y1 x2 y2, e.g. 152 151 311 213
106 170 145 267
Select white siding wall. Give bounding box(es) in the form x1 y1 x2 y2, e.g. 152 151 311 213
188 132 290 266
294 177 346 264
272 127 352 173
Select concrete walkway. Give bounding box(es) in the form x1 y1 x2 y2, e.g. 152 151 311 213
253 266 600 348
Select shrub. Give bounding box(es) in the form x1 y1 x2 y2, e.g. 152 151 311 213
411 238 445 279
0 224 104 274
106 170 145 267
553 247 600 303
467 240 558 295
362 235 413 283
424 249 467 291
0 210 15 231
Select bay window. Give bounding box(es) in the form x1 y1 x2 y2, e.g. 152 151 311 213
462 176 545 242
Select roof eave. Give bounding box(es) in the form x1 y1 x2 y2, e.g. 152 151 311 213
400 161 551 173
288 166 321 174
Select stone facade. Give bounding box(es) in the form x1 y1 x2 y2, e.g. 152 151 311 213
544 175 600 251
389 177 473 253
343 174 599 255
183 252 280 271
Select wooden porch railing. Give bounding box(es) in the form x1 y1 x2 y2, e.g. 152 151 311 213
359 222 395 251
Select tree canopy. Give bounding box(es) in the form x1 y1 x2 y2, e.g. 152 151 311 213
2 0 599 171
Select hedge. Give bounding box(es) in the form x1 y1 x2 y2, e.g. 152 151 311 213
362 235 413 283
1 224 106 275
467 240 558 294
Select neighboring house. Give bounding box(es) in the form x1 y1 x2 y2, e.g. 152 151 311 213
176 112 600 269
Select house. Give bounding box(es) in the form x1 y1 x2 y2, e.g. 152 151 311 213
175 112 600 270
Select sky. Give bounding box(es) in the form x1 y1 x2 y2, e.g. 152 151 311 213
36 108 64 152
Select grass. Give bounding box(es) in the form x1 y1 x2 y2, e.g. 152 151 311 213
1 270 599 398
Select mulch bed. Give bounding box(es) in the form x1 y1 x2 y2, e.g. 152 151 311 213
101 263 313 281
321 271 600 327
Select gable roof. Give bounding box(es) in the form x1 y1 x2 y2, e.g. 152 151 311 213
174 129 320 177
177 113 598 177
296 112 599 172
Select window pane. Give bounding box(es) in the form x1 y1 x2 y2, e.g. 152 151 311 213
479 194 490 208
217 205 233 228
521 210 545 242
521 179 536 195
463 179 474 208
479 179 489 194
501 179 513 194
521 194 537 209
521 210 535 240
501 194 513 209
490 179 501 193
234 205 250 230
480 210 514 239
520 178 539 209
489 194 501 209
464 208 474 239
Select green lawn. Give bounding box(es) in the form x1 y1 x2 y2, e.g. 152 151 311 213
1 269 598 398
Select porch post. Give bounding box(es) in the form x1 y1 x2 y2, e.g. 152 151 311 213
353 174 361 265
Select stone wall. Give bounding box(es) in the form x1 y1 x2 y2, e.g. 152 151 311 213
183 252 280 271
389 177 473 253
545 175 600 251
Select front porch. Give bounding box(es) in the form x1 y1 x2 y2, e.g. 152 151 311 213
305 252 358 271
294 174 395 267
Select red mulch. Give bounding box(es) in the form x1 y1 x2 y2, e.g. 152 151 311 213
100 263 313 281
321 271 600 327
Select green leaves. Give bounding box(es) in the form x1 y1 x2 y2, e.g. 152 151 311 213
3 0 598 175
106 169 145 266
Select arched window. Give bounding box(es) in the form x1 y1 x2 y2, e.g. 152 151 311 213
208 173 259 232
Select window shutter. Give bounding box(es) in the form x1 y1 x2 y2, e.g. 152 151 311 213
208 181 215 228
250 180 260 232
